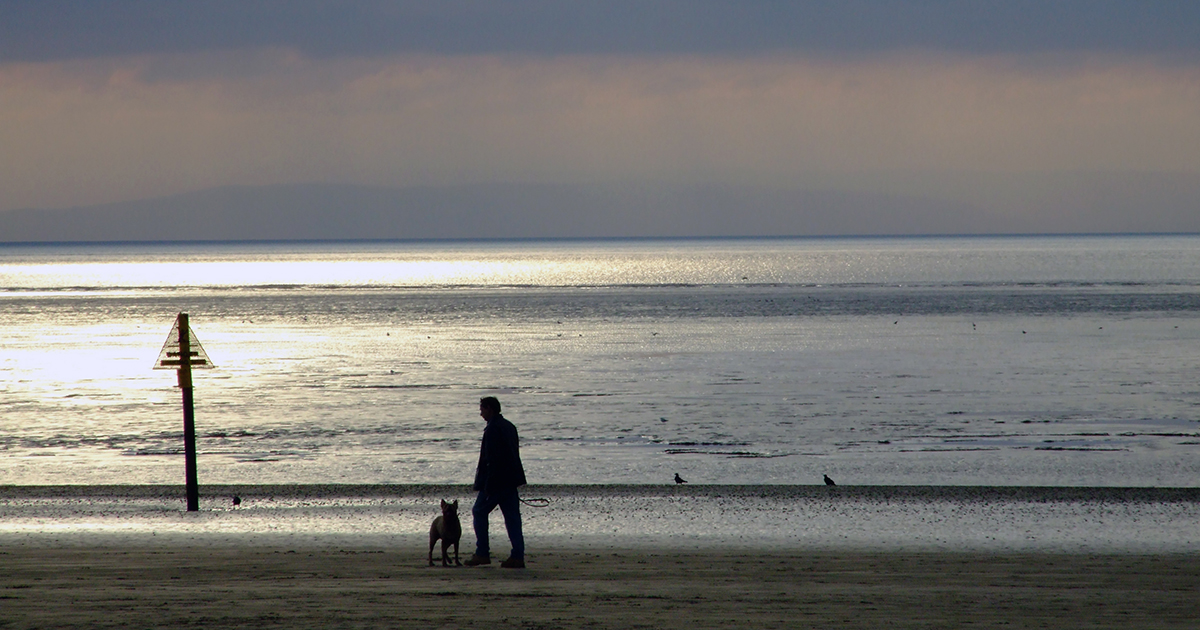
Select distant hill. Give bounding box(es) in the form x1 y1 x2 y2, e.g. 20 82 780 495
1 176 1196 243
0 182 982 242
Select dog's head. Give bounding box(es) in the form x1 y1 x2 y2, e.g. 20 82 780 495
440 499 459 517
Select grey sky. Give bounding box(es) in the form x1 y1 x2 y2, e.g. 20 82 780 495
1 1 1198 239
5 1 1200 60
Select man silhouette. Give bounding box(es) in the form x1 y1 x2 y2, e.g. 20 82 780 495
464 397 527 569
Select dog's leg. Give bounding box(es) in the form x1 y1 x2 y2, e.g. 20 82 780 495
452 540 461 566
428 523 439 567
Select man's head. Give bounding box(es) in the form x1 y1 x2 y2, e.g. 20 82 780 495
479 396 501 421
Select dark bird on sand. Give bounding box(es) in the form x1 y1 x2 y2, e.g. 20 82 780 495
675 473 687 484
232 496 241 506
824 475 835 486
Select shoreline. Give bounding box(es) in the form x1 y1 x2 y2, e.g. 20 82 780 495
5 484 1200 554
3 545 1198 629
7 483 1200 499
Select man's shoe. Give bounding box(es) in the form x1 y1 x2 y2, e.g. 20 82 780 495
464 554 491 566
500 557 525 569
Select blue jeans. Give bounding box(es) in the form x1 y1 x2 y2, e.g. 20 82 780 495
472 487 524 560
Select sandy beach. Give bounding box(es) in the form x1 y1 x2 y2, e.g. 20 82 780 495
3 486 1199 627
3 546 1198 629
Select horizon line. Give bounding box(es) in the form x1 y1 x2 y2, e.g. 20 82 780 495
5 231 1200 248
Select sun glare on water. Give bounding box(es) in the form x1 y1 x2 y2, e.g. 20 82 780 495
0 257 571 289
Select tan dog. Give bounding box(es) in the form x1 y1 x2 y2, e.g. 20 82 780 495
428 499 462 567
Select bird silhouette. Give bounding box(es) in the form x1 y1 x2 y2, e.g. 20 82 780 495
674 473 687 484
823 474 835 486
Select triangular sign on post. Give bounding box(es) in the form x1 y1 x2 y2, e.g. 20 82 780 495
154 317 215 369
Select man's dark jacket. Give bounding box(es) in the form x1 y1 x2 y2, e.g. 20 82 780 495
473 414 527 493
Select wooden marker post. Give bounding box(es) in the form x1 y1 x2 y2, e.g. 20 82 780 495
154 312 214 512
177 313 199 511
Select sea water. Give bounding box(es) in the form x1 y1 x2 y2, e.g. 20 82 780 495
2 236 1200 488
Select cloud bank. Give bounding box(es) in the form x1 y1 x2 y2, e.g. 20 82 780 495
1 3 1198 238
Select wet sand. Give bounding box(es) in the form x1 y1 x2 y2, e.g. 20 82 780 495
5 484 1200 552
3 546 1198 629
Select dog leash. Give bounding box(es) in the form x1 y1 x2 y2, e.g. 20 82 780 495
520 497 550 508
